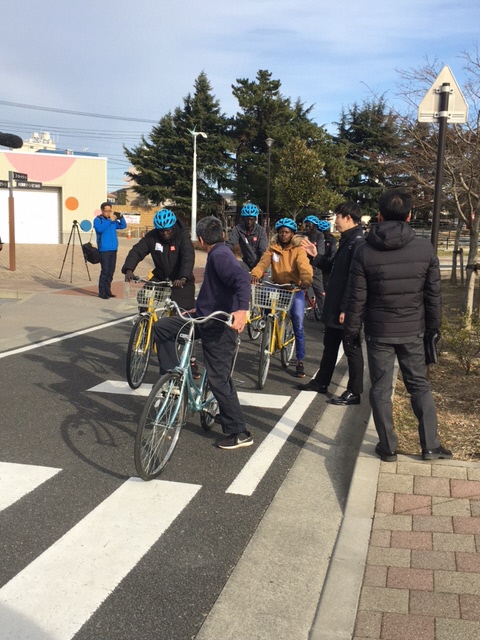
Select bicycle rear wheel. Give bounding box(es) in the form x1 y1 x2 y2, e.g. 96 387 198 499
247 306 262 340
200 379 218 431
280 316 296 368
258 315 273 389
134 372 186 480
126 315 151 389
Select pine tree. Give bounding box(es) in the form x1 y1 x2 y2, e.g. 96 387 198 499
336 98 403 217
231 70 347 217
124 72 230 218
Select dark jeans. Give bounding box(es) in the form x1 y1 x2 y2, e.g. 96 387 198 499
315 326 364 395
367 338 440 453
153 316 246 435
98 250 117 297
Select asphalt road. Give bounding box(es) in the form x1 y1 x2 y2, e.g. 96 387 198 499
0 316 364 640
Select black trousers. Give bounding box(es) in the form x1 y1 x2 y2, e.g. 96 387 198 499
312 268 325 316
98 250 117 296
153 316 246 435
315 326 364 395
367 338 440 453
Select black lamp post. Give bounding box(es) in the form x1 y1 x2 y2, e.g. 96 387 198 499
265 137 274 229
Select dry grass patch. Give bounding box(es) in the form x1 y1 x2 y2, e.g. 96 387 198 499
393 281 480 461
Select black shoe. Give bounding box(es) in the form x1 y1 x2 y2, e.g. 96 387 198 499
422 446 453 461
297 379 328 393
294 362 306 378
375 443 397 462
98 294 109 299
329 390 361 405
108 293 117 298
216 431 253 450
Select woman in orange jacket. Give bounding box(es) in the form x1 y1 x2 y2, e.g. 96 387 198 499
251 218 313 378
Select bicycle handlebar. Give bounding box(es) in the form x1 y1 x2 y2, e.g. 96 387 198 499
255 280 299 291
136 278 173 286
166 299 233 327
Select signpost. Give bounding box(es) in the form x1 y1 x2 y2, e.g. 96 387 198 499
418 66 468 251
12 172 28 181
3 171 43 270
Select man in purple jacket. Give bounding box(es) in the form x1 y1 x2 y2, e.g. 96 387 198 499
154 216 252 450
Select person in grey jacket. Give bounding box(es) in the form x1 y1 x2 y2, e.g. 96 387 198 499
226 203 268 270
344 188 452 462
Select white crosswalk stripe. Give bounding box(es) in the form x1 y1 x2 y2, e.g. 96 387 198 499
88 380 291 408
226 391 317 496
0 462 61 513
0 478 201 640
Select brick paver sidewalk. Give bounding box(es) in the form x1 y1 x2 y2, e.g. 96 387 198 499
353 459 480 640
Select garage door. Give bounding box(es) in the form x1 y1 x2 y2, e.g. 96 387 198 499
0 188 60 244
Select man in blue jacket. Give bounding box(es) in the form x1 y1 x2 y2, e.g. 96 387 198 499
154 216 252 450
93 202 127 299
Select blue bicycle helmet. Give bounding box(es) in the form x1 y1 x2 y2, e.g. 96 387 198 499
275 217 297 232
241 203 260 217
304 215 321 228
153 208 177 230
317 219 331 232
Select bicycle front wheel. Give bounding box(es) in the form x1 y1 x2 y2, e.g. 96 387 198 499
280 316 296 368
258 315 273 389
134 372 186 480
247 306 262 341
126 315 151 389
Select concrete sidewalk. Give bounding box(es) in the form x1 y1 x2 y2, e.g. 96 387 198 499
1 242 480 640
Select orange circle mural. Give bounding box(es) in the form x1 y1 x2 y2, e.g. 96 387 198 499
65 197 79 210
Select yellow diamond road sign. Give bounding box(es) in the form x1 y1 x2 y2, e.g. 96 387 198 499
418 65 468 123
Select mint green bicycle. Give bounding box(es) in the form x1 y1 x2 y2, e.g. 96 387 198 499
134 301 238 480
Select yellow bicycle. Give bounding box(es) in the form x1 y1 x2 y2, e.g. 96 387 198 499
126 280 172 389
252 281 297 389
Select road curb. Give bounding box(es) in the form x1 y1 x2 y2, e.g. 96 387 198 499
309 412 379 639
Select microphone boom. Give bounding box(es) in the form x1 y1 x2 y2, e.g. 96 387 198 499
0 132 24 149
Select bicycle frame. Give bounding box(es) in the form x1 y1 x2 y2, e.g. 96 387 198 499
264 310 287 355
173 324 209 414
169 313 237 418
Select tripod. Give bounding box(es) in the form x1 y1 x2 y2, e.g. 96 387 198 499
59 220 91 283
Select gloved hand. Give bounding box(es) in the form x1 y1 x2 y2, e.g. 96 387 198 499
299 281 309 290
345 333 361 349
124 269 135 282
424 328 441 343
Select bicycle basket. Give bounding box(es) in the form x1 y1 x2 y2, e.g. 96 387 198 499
251 284 295 312
136 284 171 308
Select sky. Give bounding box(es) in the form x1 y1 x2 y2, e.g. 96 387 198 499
1 0 479 193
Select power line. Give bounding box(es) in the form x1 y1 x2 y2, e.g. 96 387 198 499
0 100 158 124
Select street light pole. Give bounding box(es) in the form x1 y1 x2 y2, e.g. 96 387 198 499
190 130 207 241
265 137 274 230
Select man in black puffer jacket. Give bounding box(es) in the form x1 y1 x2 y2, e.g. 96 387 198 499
344 188 452 462
122 209 195 310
